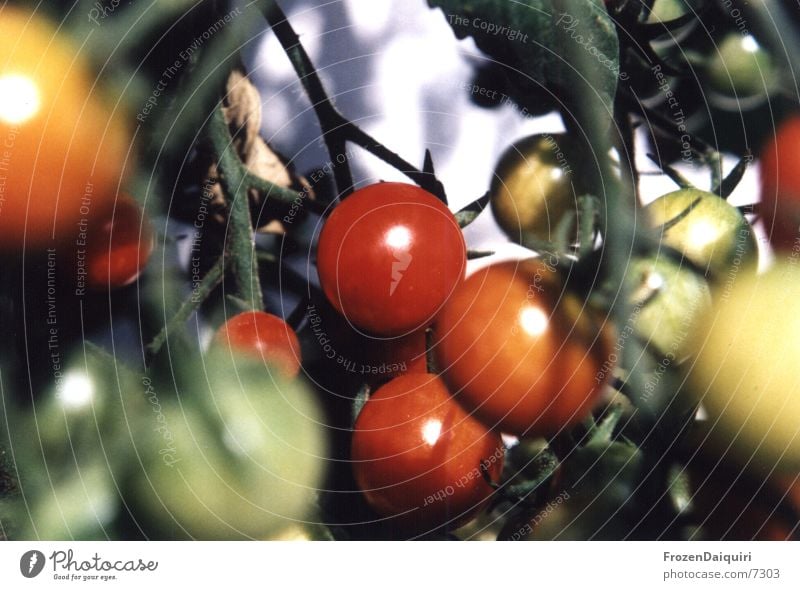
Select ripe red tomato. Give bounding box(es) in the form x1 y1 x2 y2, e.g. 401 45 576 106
0 7 130 249
760 115 800 250
316 182 466 336
351 373 504 534
435 259 613 437
214 311 302 378
84 195 153 290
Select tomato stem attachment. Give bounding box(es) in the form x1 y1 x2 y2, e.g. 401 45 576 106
711 152 751 200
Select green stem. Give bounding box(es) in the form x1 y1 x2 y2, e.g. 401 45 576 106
208 109 264 311
145 255 227 359
242 169 328 215
242 170 301 205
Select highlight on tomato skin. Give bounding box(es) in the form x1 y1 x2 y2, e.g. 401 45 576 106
84 195 154 290
213 310 303 378
351 373 504 535
644 188 759 281
316 182 466 337
0 6 131 250
434 258 614 438
489 133 587 244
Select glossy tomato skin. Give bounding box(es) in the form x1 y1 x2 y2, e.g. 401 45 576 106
351 373 504 534
625 255 712 362
316 182 466 336
645 189 758 280
0 7 130 249
760 116 800 250
490 134 586 243
213 311 302 378
707 34 775 103
85 195 153 290
435 259 613 437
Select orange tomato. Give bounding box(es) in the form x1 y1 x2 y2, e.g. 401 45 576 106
0 7 130 249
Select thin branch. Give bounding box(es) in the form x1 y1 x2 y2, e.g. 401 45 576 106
243 169 328 216
262 0 354 196
261 0 446 202
145 255 227 359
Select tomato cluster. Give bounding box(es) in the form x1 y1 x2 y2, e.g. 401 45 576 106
315 181 615 534
5 0 800 544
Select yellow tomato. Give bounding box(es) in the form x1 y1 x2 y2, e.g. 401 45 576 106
688 262 800 473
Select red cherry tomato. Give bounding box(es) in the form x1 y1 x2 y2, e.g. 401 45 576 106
214 311 302 378
0 7 130 249
316 182 466 336
351 373 504 534
85 195 153 290
760 115 800 250
434 259 613 437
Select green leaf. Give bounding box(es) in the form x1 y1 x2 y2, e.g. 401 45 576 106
429 0 620 116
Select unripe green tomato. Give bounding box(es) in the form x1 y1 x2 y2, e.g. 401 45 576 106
626 255 712 362
19 460 118 540
645 189 758 281
1 351 142 540
132 359 328 539
707 34 776 101
490 134 585 243
687 262 800 474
